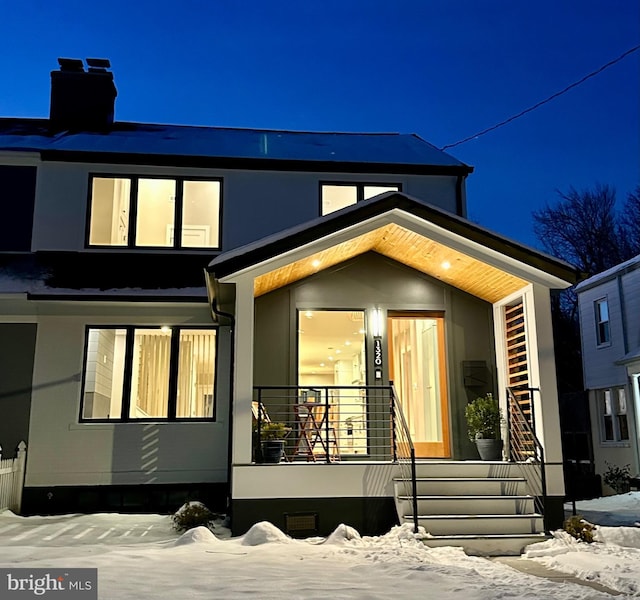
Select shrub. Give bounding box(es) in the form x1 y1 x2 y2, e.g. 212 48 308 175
603 462 631 494
563 515 595 543
258 422 290 440
464 393 503 441
171 501 216 532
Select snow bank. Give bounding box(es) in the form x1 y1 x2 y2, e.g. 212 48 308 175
241 521 292 546
174 526 221 546
325 523 362 545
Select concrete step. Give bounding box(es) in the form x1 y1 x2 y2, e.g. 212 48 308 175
412 461 520 478
422 532 548 556
396 494 535 515
402 513 544 535
394 477 528 496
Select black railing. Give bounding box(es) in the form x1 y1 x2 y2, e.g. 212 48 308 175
253 385 394 463
507 386 548 529
390 382 419 534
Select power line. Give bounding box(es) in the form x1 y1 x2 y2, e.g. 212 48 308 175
440 44 640 151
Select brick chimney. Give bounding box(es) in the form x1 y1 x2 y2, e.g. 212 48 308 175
49 58 117 132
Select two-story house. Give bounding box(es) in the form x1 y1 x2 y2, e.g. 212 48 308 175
576 255 640 485
0 59 579 555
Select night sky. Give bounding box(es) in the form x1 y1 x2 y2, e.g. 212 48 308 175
1 0 638 249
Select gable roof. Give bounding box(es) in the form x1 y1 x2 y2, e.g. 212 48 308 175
0 118 472 174
208 192 579 303
575 254 640 293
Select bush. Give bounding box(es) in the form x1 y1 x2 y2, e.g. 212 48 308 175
563 515 595 543
171 501 216 532
603 462 631 494
464 393 503 441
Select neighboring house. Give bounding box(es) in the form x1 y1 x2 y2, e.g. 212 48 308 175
577 255 640 486
0 58 579 553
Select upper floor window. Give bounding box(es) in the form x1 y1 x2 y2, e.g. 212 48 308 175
321 182 400 216
600 387 629 442
595 298 610 345
80 326 217 421
88 176 221 249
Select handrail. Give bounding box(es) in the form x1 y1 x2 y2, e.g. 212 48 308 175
390 382 419 534
507 387 548 530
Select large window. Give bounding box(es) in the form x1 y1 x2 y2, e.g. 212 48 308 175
321 183 400 216
595 298 610 345
600 387 629 442
297 310 367 455
88 176 221 248
81 327 216 421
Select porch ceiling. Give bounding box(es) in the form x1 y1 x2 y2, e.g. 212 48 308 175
254 223 528 303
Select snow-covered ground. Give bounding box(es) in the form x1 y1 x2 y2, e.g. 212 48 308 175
1 495 639 599
524 492 640 596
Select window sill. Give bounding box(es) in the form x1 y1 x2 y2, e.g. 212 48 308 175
599 441 630 448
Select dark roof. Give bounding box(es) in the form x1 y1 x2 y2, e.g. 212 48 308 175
0 118 472 174
208 192 580 285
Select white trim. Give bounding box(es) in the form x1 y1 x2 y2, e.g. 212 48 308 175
218 209 572 291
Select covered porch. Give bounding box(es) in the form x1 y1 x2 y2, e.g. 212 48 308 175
206 192 579 542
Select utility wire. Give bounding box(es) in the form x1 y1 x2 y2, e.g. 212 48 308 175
440 44 640 151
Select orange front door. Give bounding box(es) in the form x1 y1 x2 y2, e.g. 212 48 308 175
388 313 450 458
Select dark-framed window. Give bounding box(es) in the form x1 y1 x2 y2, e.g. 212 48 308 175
599 387 629 442
320 182 401 216
80 326 217 421
595 298 611 345
87 175 222 249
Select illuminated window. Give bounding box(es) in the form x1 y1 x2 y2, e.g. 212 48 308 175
595 298 610 345
88 176 221 248
321 183 400 216
81 327 216 421
600 387 628 442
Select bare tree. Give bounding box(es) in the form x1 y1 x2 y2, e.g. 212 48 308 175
532 183 629 277
620 185 640 257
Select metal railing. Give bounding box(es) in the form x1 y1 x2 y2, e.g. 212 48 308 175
253 385 395 463
389 382 419 534
507 387 548 529
252 384 419 532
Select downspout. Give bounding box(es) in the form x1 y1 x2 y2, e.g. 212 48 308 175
212 302 236 518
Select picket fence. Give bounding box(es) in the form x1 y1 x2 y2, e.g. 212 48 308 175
0 441 27 513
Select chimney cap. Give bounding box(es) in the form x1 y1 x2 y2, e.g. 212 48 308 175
57 58 84 72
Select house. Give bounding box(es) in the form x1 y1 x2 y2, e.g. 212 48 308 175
576 255 640 487
0 58 579 554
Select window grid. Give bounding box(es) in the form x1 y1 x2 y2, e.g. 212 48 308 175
599 387 629 443
320 182 401 216
87 175 222 250
594 298 610 346
80 326 217 422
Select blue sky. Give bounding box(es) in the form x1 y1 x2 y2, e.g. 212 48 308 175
1 0 638 248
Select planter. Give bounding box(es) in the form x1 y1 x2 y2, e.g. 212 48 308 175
260 440 285 463
475 438 503 461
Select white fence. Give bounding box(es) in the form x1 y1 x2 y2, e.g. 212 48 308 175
0 441 27 513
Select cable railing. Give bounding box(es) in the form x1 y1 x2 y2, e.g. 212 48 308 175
253 385 395 463
507 386 548 529
389 382 419 534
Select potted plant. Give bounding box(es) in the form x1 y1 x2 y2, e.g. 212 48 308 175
464 393 504 460
257 422 290 463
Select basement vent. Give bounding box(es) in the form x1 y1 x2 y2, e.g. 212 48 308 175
284 512 319 537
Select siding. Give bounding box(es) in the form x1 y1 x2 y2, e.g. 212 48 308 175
31 162 459 252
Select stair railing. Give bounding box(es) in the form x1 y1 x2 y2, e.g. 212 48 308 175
390 381 419 534
507 386 548 530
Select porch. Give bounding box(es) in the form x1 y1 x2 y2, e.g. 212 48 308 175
236 384 556 555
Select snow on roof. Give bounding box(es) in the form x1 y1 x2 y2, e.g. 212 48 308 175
0 118 471 170
575 254 640 292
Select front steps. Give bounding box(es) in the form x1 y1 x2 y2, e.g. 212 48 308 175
394 461 547 556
